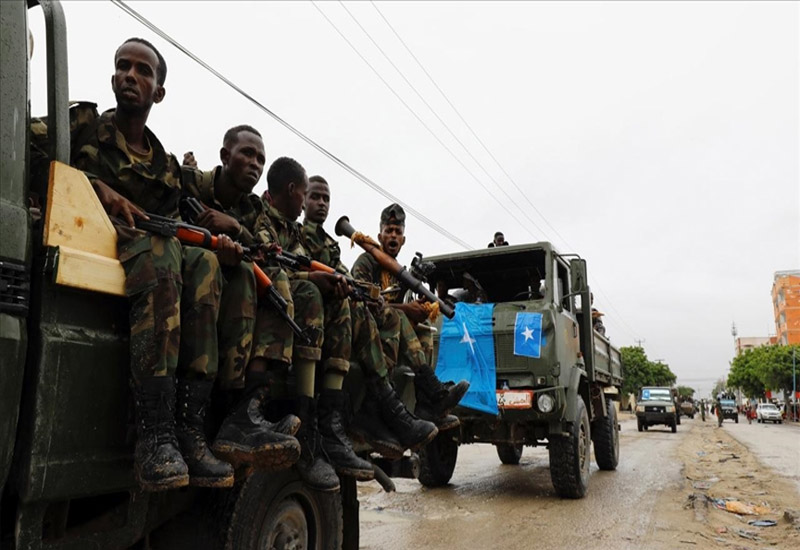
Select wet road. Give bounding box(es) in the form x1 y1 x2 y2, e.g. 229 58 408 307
358 414 690 549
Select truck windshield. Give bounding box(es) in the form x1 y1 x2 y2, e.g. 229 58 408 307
640 389 671 401
720 400 735 407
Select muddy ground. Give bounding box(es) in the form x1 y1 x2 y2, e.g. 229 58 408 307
357 414 800 549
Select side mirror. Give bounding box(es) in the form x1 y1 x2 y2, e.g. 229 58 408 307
570 258 588 294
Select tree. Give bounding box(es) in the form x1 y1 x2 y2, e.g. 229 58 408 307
620 346 677 395
676 385 695 399
728 349 765 398
727 344 800 401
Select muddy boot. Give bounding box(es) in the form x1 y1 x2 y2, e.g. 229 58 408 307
175 379 234 488
133 376 189 491
371 378 438 452
212 372 301 471
416 395 461 431
317 389 374 481
415 364 470 418
295 396 340 492
349 393 405 459
261 368 302 437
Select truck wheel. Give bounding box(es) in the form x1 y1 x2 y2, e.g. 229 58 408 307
418 431 459 487
220 469 342 550
549 398 591 499
592 398 619 471
671 420 677 433
495 443 523 465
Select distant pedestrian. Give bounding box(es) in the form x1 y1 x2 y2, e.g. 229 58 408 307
488 231 509 248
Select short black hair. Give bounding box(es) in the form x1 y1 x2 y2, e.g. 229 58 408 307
117 37 167 86
494 231 504 238
223 124 262 148
309 175 328 186
267 157 306 195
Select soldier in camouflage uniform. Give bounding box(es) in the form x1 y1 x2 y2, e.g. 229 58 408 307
303 176 437 457
351 204 469 429
72 39 292 492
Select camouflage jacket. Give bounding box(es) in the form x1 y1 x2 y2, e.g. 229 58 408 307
260 203 311 280
181 166 263 246
302 220 349 276
352 251 402 303
72 109 182 218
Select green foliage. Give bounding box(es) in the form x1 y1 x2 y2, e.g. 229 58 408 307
620 346 677 395
727 344 799 398
676 385 695 399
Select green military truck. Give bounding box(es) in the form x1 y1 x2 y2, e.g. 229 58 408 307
415 243 623 499
1 2 368 548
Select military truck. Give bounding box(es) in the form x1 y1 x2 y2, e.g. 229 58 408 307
635 387 679 433
718 398 738 424
1 2 373 548
415 243 623 499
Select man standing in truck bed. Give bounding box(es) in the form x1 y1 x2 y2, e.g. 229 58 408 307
72 39 297 492
351 203 469 427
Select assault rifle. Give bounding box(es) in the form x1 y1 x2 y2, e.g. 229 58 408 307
269 250 381 304
135 207 310 344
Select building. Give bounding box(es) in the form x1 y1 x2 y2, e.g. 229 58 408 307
734 336 774 356
772 270 800 345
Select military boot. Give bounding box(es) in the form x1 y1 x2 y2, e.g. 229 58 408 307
133 376 189 491
415 364 469 423
175 379 234 488
415 396 461 432
317 389 374 481
261 368 302 437
371 378 438 452
295 396 340 492
349 393 405 459
212 372 301 471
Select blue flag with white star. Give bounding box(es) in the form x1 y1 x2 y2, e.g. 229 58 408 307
514 312 543 358
434 302 498 415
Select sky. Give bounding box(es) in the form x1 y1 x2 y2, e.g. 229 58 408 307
27 1 799 399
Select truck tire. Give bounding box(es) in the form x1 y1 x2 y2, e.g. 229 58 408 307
592 398 619 471
495 443 523 465
418 430 459 487
220 469 342 550
549 398 591 499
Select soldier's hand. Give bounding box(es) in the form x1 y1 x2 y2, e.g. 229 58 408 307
183 151 198 168
400 299 429 324
92 179 148 227
195 208 241 237
309 272 349 298
216 234 243 266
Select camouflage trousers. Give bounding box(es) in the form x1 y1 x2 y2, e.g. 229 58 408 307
118 231 220 382
375 308 430 374
216 262 257 389
321 295 352 376
350 301 388 378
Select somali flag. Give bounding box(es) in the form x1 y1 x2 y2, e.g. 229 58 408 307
434 302 498 415
514 312 543 359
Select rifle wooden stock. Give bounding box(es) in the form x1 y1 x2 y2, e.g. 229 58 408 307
334 216 455 319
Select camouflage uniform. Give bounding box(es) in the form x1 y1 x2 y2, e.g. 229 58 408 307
351 252 432 370
72 109 221 382
302 221 387 378
260 206 350 377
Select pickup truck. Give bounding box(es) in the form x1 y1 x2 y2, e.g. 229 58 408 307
416 243 623 499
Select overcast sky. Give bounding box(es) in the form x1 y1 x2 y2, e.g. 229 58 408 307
28 1 799 398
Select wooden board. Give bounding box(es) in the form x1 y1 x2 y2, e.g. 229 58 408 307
43 161 126 296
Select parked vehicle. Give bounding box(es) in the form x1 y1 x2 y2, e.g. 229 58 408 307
756 403 782 424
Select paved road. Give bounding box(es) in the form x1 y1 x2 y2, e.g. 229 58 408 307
358 414 690 549
721 416 800 492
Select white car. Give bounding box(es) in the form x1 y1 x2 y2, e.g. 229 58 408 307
756 403 782 424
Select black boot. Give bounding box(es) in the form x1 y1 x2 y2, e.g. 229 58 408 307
416 397 461 431
175 379 234 488
415 364 470 417
370 378 438 452
133 376 189 491
295 396 340 492
261 368 301 436
349 394 405 459
317 389 374 481
212 372 301 471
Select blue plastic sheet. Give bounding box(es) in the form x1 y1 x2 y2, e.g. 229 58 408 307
435 302 498 415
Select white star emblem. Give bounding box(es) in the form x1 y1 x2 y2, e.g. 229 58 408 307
460 324 476 346
522 326 534 342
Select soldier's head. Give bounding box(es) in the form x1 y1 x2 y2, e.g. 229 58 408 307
112 38 167 116
304 175 330 225
378 203 406 259
493 232 505 246
220 125 266 194
267 156 308 220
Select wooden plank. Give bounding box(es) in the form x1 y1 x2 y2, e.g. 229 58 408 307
44 161 118 258
54 246 126 297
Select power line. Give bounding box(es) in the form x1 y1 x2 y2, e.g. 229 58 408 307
338 1 551 241
311 1 538 242
109 0 471 250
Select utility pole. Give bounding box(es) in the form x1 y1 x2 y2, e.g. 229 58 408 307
634 338 645 348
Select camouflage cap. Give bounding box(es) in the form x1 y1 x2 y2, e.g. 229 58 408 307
380 203 405 226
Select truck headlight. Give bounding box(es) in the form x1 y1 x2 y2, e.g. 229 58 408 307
537 393 554 413
666 405 675 413
636 405 644 412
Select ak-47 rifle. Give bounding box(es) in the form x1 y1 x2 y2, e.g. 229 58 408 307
334 216 455 319
135 202 310 344
270 249 381 304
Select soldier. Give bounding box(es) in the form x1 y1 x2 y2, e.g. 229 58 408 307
302 175 438 456
351 204 469 428
73 39 291 491
487 231 508 247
